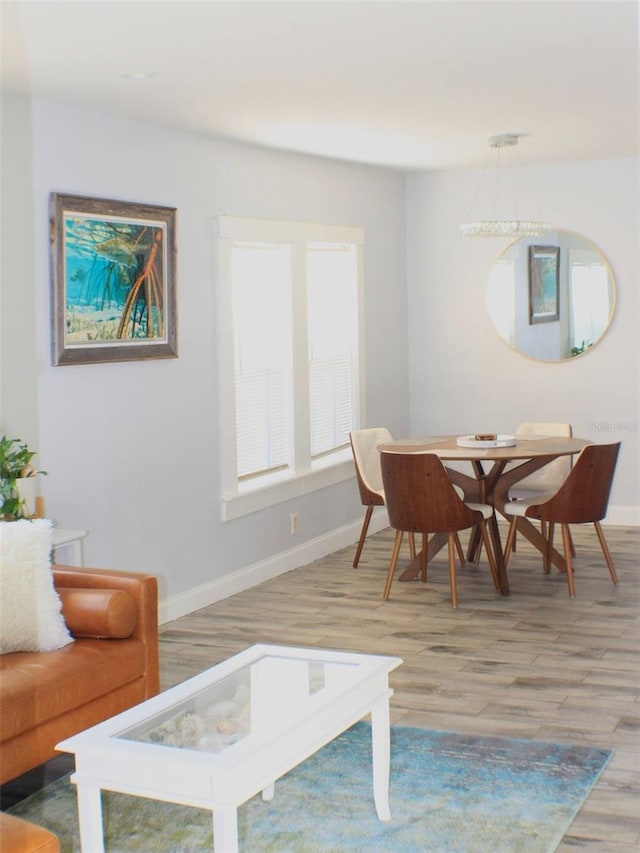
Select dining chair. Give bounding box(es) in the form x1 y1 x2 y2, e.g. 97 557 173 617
508 422 575 556
349 428 416 568
502 442 620 598
509 422 574 499
379 451 500 608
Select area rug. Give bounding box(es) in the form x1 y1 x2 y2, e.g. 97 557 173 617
9 722 610 853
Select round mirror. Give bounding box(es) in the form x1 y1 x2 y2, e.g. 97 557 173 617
486 231 616 361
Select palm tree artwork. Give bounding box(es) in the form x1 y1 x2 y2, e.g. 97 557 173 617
64 215 167 344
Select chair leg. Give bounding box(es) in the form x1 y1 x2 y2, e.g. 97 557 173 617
454 533 466 566
353 505 374 568
383 529 404 600
561 524 576 598
447 533 458 608
568 527 576 557
594 521 618 584
478 520 500 591
503 518 518 568
409 532 416 560
544 522 554 574
420 533 427 582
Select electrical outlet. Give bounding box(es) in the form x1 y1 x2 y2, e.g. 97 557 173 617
290 512 299 535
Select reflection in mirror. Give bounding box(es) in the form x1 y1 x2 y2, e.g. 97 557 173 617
487 231 616 361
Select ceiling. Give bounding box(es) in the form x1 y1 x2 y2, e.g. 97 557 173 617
3 0 639 171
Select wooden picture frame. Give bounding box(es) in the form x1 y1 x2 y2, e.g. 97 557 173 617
528 245 559 325
50 193 177 365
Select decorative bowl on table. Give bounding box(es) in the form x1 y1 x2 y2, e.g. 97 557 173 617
456 434 517 448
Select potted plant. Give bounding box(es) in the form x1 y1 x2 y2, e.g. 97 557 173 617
0 434 46 519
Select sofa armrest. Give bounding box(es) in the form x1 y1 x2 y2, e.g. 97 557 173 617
52 565 160 698
58 587 138 639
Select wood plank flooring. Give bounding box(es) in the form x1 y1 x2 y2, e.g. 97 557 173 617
159 522 640 852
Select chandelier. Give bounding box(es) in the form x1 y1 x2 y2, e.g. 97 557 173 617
460 134 551 238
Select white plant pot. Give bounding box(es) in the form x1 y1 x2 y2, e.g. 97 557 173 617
16 475 40 517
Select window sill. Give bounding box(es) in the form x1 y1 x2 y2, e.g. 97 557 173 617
221 450 354 520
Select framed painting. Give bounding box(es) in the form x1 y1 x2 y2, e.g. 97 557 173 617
528 245 560 325
50 193 177 365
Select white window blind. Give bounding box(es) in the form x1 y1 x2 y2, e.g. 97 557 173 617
231 243 291 479
307 242 358 458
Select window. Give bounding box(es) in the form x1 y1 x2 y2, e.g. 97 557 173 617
216 217 364 519
569 249 611 352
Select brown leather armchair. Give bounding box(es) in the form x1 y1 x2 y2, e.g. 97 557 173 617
0 565 159 785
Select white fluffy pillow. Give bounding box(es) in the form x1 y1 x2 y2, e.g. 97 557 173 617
0 518 73 654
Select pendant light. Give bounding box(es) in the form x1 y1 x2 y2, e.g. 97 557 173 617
460 133 551 238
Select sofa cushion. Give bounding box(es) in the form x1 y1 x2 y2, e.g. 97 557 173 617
0 519 73 654
0 638 145 742
58 588 138 639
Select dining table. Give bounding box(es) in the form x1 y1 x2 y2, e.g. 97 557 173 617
377 434 590 596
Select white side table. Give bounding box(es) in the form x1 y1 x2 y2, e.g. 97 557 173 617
52 529 88 566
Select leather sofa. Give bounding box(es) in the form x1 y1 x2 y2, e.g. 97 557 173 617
0 564 159 785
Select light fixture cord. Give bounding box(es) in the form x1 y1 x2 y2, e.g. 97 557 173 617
521 152 547 227
503 144 520 223
492 144 501 222
462 146 494 224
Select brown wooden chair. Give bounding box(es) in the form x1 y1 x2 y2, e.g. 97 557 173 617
379 451 500 608
502 442 620 597
349 428 416 568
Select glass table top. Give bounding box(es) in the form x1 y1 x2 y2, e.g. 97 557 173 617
117 654 358 754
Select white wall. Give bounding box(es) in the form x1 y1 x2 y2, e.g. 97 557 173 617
406 158 639 521
0 93 38 443
1 96 409 618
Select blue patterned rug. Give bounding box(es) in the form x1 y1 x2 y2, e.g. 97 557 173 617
9 722 610 852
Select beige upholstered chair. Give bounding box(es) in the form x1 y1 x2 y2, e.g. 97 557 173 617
508 422 575 555
379 451 500 608
503 442 620 598
349 428 415 567
509 422 574 500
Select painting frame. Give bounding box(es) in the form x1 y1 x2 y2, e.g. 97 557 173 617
528 245 560 325
50 193 177 365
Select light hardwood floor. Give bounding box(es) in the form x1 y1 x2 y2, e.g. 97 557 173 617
159 521 640 852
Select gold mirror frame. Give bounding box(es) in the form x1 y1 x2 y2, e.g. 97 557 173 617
486 230 616 362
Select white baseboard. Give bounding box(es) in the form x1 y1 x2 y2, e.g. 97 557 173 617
158 503 638 624
603 505 640 526
159 510 390 624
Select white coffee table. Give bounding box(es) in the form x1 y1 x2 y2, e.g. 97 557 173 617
57 643 402 852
